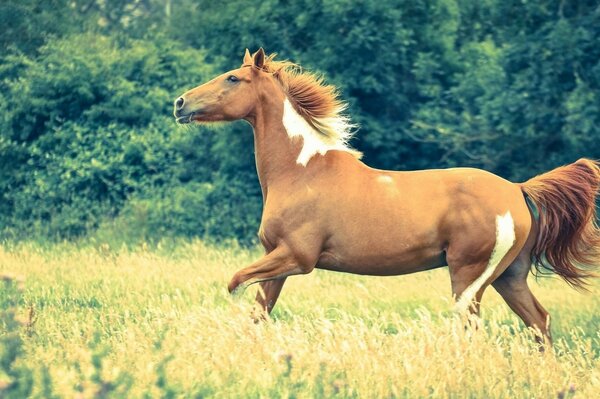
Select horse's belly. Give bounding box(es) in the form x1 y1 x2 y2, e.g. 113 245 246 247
317 206 447 275
316 244 447 276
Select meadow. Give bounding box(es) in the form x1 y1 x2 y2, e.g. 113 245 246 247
1 241 599 398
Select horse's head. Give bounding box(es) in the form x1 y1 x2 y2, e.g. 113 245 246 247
174 48 271 124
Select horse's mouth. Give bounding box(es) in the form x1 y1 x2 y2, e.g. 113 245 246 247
175 112 195 124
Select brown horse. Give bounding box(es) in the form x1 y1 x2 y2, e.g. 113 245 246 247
174 48 600 343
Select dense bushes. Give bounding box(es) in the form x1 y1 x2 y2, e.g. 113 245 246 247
0 33 261 244
0 0 598 244
178 0 600 176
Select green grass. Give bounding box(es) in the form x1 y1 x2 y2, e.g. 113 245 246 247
1 241 599 398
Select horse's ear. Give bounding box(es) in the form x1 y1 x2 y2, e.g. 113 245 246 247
253 48 265 69
243 48 252 65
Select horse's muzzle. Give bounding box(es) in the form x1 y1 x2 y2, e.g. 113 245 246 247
173 96 194 123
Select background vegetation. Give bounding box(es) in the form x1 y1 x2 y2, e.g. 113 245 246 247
1 3 599 398
1 0 599 244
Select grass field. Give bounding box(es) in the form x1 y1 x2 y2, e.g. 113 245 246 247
1 241 599 398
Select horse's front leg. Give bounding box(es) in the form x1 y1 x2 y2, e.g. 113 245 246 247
256 278 287 314
227 245 307 294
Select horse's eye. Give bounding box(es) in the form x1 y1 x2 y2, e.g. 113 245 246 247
226 75 239 83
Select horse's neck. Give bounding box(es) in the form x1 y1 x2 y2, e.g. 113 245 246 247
251 97 303 197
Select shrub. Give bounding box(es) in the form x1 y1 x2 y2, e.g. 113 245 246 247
0 33 263 244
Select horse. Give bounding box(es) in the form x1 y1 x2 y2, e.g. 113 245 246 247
174 48 600 343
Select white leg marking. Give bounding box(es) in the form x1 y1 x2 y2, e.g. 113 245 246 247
282 98 349 166
455 211 516 313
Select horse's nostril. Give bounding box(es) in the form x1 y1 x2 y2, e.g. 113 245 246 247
175 97 185 110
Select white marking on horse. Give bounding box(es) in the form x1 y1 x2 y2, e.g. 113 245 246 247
282 98 351 166
377 175 394 184
455 211 516 313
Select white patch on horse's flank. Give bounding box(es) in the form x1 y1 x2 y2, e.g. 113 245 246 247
282 98 351 166
455 211 516 313
377 175 394 184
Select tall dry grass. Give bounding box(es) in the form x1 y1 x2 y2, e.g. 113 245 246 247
0 241 598 398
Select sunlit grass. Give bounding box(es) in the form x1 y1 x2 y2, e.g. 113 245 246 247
1 241 599 398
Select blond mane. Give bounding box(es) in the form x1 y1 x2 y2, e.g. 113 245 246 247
256 54 362 159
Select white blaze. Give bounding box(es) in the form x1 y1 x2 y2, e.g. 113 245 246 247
455 211 516 313
282 98 347 166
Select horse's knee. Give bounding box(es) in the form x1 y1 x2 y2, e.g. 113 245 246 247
228 273 244 294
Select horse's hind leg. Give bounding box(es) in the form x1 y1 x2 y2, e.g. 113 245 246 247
449 262 492 316
449 212 522 316
492 255 551 345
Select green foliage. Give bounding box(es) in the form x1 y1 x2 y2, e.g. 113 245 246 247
1 31 261 244
411 1 600 178
171 0 600 178
96 178 261 246
0 0 82 55
88 332 134 398
0 276 34 398
0 0 599 244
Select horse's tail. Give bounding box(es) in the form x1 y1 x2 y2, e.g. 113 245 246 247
519 158 600 289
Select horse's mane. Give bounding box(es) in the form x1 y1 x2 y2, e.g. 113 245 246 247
256 54 361 158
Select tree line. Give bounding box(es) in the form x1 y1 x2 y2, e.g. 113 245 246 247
1 0 598 244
